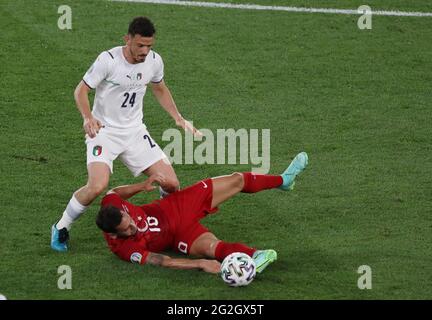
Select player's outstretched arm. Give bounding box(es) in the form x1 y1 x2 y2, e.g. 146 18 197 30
108 174 166 200
146 253 221 274
151 80 202 137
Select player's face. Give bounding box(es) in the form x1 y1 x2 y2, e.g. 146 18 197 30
126 34 154 63
115 211 137 238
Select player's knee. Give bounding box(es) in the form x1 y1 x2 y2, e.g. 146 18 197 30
86 182 108 197
192 234 219 257
208 239 221 257
161 178 179 193
231 172 245 190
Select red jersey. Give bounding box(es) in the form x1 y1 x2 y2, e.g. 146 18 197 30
101 193 174 264
100 179 217 265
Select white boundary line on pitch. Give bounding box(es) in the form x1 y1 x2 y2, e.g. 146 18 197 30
110 0 432 17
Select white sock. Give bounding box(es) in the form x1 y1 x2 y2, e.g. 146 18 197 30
56 195 88 230
56 211 74 231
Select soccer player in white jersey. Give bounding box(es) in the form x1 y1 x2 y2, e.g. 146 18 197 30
51 17 201 252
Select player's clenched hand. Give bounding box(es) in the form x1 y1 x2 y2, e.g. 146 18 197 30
142 173 166 192
83 116 103 138
176 117 203 137
199 259 222 274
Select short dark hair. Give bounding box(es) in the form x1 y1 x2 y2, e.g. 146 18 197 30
128 17 156 37
96 206 122 233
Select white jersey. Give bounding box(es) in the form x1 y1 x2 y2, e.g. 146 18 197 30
83 46 164 129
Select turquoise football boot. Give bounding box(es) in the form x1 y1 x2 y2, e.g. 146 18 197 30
51 224 69 252
252 249 278 273
279 152 308 191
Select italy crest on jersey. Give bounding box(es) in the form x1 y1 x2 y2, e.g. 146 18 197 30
93 145 102 156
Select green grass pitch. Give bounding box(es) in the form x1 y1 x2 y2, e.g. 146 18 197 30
0 0 431 299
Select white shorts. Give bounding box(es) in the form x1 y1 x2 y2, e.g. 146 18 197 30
85 125 168 177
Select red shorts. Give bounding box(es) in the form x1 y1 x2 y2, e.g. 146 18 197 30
158 178 218 255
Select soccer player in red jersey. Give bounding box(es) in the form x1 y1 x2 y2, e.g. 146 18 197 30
96 152 308 274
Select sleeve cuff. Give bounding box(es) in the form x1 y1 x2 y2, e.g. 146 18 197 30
151 77 164 84
82 79 94 89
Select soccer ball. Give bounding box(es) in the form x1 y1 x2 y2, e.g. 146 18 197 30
220 252 256 287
